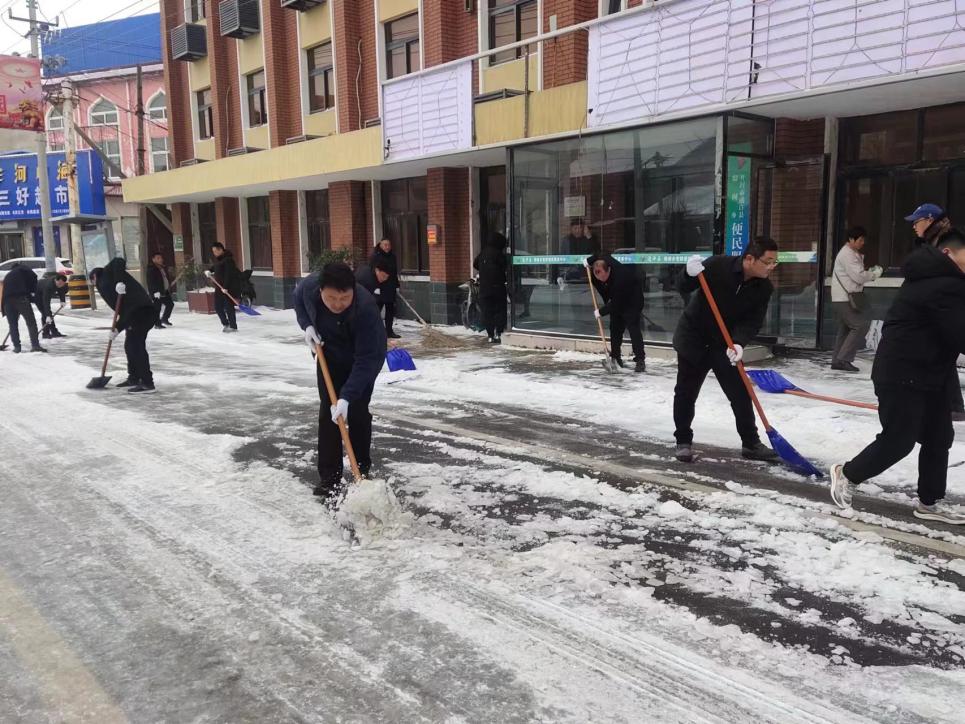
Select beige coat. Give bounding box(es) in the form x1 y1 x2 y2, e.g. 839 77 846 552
830 245 875 303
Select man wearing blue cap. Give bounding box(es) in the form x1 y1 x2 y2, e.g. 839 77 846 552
906 203 964 421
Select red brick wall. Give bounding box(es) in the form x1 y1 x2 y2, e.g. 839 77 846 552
206 1 244 157
333 0 380 132
269 190 301 277
329 181 372 264
215 197 242 258
160 0 192 166
263 1 303 146
423 1 478 68
171 202 193 266
543 1 597 89
774 118 825 159
427 167 471 283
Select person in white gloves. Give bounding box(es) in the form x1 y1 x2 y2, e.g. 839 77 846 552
830 226 881 372
671 238 780 463
293 262 387 504
146 252 176 329
89 257 157 394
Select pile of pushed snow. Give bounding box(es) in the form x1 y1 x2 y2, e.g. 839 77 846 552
336 477 414 544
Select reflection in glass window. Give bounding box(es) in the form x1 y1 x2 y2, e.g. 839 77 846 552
246 196 273 270
385 13 420 80
307 43 335 112
381 177 428 274
488 0 538 65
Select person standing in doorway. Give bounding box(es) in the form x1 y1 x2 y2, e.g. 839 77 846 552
672 238 780 464
830 226 882 371
90 258 157 394
586 253 646 372
147 253 175 329
474 232 509 344
1 262 45 353
369 238 400 339
906 203 965 421
830 230 965 525
205 242 242 333
35 273 68 339
294 263 387 504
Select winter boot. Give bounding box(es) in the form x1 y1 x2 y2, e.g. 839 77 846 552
830 361 860 372
674 444 694 463
829 463 854 509
42 328 51 339
128 383 156 395
12 344 21 353
162 320 173 327
30 344 48 353
50 327 66 338
387 329 401 339
222 325 230 333
913 501 965 525
115 377 139 388
634 358 646 373
741 441 778 462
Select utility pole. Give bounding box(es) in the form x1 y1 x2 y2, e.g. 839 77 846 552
135 64 145 176
61 78 87 288
9 1 58 273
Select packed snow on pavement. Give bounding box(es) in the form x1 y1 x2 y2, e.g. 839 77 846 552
0 304 963 722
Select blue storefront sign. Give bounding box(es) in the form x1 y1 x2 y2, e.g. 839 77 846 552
31 224 62 256
725 155 752 256
0 150 106 221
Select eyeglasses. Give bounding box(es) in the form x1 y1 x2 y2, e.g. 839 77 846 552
756 256 779 268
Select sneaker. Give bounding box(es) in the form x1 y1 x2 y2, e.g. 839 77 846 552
675 444 694 463
222 325 230 333
634 359 646 373
162 320 173 327
30 345 48 353
830 361 860 372
115 377 139 388
387 330 401 339
913 501 965 525
741 441 778 461
128 384 156 394
829 463 853 509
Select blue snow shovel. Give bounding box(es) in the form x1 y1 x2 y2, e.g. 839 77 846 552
746 369 878 411
209 277 260 316
698 273 823 478
386 347 416 372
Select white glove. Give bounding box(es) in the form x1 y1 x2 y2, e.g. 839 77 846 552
593 309 601 319
869 265 883 279
686 255 705 278
330 398 348 424
153 292 161 299
374 288 380 296
582 257 591 269
304 325 321 350
726 344 744 366
109 329 119 341
204 270 213 278
115 282 126 295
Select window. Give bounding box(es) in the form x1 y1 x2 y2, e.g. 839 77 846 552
305 189 331 260
151 137 169 172
48 140 65 152
385 13 420 79
488 0 537 65
602 0 625 13
307 43 335 113
922 102 965 162
381 177 428 274
90 99 119 127
47 107 64 131
841 111 918 167
98 139 122 178
246 70 267 127
246 196 272 270
197 88 213 139
187 0 206 23
148 92 167 121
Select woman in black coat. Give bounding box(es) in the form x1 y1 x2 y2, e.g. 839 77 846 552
473 232 509 343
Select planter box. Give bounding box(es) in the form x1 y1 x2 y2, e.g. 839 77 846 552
187 289 216 314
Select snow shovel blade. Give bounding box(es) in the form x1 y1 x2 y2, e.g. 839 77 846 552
746 369 800 394
765 428 823 478
601 357 617 373
386 348 416 372
86 375 112 389
238 303 260 316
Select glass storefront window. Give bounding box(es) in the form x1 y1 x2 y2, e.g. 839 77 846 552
511 117 718 342
841 110 918 166
246 196 273 271
923 103 965 162
727 115 774 157
382 177 428 274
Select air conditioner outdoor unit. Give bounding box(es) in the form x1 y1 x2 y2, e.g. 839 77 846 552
170 23 207 62
227 146 258 157
220 0 260 39
279 0 326 12
285 134 320 144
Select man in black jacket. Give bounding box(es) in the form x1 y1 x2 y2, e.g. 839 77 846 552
369 239 400 339
35 273 68 339
672 238 779 463
831 232 965 525
146 252 175 329
205 242 242 333
294 262 387 503
355 259 391 297
586 253 645 372
1 263 45 353
90 257 157 394
474 232 508 344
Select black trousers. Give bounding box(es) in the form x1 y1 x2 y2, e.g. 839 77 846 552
376 297 396 333
154 293 174 325
609 307 646 361
480 289 507 338
124 307 155 385
948 367 964 413
673 348 760 447
4 296 40 348
35 301 59 335
844 383 954 505
214 291 237 329
315 358 373 486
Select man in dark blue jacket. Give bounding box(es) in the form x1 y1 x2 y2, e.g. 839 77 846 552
1 262 45 353
294 262 387 500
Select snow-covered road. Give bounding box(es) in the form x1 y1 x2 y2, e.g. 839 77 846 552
0 305 963 722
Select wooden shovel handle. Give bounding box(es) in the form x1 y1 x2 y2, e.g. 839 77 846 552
785 389 878 411
101 295 123 377
584 264 611 355
314 342 363 482
696 272 772 430
208 276 241 307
